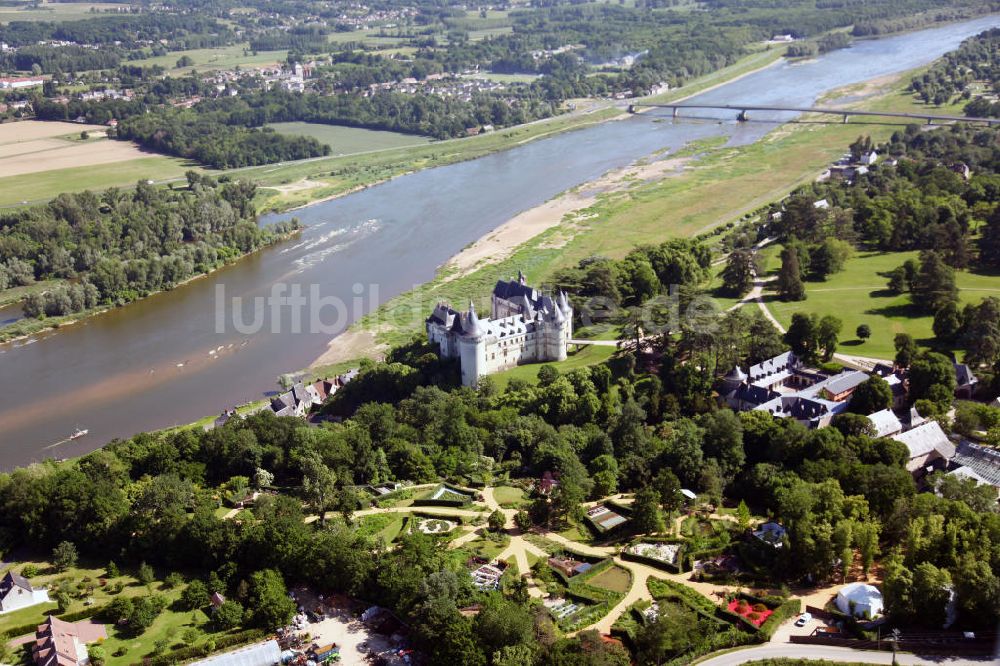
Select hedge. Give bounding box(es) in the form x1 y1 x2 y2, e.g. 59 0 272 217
758 598 802 640
1 603 112 641
411 498 469 508
647 579 718 616
144 628 268 666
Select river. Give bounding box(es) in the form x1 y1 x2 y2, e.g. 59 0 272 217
0 15 997 469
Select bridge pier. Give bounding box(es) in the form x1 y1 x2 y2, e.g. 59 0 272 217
842 114 849 124
672 107 679 118
927 118 933 125
737 110 749 122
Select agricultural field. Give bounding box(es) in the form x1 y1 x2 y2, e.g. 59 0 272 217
267 122 433 155
0 121 194 206
0 1 126 23
765 249 1000 359
127 44 289 75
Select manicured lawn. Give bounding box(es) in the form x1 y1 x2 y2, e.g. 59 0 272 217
490 344 617 390
463 534 509 561
765 249 1000 359
492 486 528 508
266 122 433 155
585 565 632 595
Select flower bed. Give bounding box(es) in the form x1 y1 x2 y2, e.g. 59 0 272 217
727 599 773 627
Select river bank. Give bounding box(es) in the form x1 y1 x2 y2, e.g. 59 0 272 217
0 227 302 345
4 14 996 467
243 48 789 216
306 60 951 372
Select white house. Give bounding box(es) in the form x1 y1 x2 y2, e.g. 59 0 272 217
836 582 883 619
891 421 955 475
0 570 50 614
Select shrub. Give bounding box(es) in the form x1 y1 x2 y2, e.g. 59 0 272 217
752 603 767 612
21 564 39 578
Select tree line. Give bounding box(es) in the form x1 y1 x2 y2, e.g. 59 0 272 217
0 175 298 329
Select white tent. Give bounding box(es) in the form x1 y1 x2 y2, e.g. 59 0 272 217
836 582 883 619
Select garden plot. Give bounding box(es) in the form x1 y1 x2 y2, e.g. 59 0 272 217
544 597 585 620
627 542 681 566
417 518 457 534
585 504 629 533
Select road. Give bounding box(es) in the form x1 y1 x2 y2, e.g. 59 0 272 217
696 643 996 666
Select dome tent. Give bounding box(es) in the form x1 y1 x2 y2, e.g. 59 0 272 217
836 582 883 619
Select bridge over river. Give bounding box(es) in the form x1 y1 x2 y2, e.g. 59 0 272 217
629 102 1000 126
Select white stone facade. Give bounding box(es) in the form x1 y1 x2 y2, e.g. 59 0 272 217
427 272 573 387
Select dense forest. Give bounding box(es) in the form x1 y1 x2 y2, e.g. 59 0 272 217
0 175 298 323
911 28 1000 114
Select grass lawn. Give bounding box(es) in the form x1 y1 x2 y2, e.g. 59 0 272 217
492 486 528 508
266 122 433 155
764 249 1000 359
463 534 509 561
0 156 196 208
585 565 632 595
490 345 617 390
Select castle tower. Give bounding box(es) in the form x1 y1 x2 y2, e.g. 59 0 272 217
458 301 487 387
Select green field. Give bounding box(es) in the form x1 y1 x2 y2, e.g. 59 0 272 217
128 44 288 75
267 122 433 155
492 485 528 507
0 155 196 208
0 1 127 23
355 513 407 543
586 565 633 594
764 249 1000 359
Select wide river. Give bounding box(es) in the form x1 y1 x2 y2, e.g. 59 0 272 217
1 15 998 468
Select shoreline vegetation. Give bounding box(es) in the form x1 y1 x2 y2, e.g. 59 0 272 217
0 43 787 346
304 59 958 376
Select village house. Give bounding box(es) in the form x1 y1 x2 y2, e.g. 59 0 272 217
0 571 50 614
32 615 106 666
946 440 1000 497
891 420 956 479
722 352 868 429
867 408 903 438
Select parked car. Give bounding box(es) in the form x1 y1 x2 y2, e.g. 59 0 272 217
795 612 813 627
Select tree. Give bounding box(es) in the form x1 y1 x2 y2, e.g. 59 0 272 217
736 500 751 532
246 569 295 629
816 315 842 361
856 324 871 341
654 468 683 515
138 562 155 586
514 510 532 531
488 510 506 533
722 249 755 297
909 352 956 405
848 375 893 414
777 245 806 301
213 600 244 630
106 561 120 578
932 301 962 342
894 333 919 368
911 251 958 314
631 487 664 535
810 238 852 280
181 580 210 610
299 451 338 524
784 312 817 359
912 562 953 627
474 594 533 656
254 467 274 489
52 541 78 571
